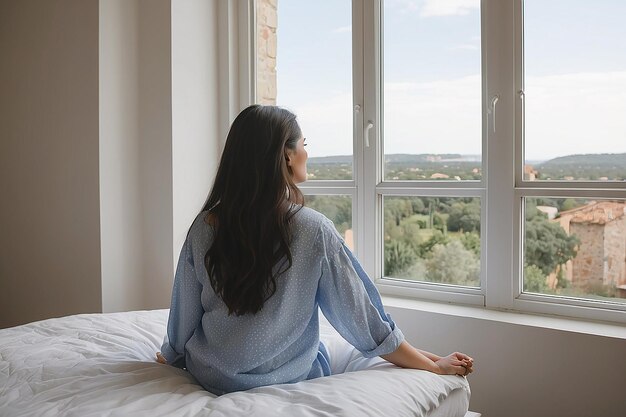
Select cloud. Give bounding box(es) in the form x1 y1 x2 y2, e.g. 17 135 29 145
385 0 420 14
332 25 351 34
420 0 480 17
524 71 626 160
285 92 354 158
449 44 479 51
280 71 626 160
383 75 482 155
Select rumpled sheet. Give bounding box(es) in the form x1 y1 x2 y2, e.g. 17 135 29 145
0 310 469 416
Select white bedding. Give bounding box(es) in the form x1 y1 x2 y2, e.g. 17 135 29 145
0 310 470 416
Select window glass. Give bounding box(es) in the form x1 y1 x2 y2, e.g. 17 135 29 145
523 0 626 181
257 0 353 180
383 196 481 287
383 0 482 181
306 195 353 250
523 197 626 304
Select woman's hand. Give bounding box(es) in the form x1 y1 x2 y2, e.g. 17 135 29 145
434 352 474 376
156 352 167 364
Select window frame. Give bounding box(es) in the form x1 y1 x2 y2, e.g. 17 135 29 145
510 0 626 322
247 0 626 324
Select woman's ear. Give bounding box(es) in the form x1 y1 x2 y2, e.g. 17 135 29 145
284 150 293 166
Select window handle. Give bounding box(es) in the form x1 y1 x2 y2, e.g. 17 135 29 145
364 120 374 147
354 105 361 145
489 95 500 132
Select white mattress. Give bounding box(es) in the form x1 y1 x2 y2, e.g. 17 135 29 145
0 309 470 416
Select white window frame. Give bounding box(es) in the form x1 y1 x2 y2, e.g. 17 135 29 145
244 0 626 324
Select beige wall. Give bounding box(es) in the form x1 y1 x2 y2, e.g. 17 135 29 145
99 0 175 313
0 0 102 328
0 0 221 326
388 305 626 417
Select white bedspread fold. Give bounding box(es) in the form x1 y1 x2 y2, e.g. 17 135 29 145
0 310 469 417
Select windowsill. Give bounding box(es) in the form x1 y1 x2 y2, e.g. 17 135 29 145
381 295 626 340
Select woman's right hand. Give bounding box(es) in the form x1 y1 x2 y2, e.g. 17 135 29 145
156 352 168 364
434 352 474 376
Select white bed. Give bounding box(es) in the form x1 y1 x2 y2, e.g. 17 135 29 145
0 310 472 416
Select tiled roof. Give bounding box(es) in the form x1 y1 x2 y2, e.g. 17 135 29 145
562 201 626 225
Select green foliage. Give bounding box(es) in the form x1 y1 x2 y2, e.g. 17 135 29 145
385 240 418 277
525 209 580 275
424 241 480 286
536 153 626 181
447 201 481 233
432 213 446 232
460 232 481 256
556 268 569 289
524 264 549 293
385 198 414 226
417 230 449 257
306 195 351 235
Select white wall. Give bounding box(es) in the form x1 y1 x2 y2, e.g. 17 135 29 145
387 305 626 417
99 0 144 313
99 0 174 313
0 0 102 328
171 0 222 267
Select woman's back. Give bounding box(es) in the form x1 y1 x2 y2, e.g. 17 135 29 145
160 105 472 395
161 206 404 394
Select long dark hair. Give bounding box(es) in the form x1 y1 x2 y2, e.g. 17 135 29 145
201 105 304 316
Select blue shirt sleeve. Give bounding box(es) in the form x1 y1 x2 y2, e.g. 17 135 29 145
160 234 204 368
316 219 405 358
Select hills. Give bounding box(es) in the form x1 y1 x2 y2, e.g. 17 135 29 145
308 152 625 167
308 153 482 164
306 152 626 181
536 153 626 168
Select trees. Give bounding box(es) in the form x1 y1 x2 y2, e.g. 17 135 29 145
524 264 549 293
525 205 579 276
306 195 351 235
424 240 480 286
384 240 418 277
447 201 481 233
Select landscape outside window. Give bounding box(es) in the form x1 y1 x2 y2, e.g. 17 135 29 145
257 0 626 302
384 197 480 287
256 0 354 245
521 0 626 303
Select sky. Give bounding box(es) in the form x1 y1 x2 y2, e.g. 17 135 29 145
274 0 626 161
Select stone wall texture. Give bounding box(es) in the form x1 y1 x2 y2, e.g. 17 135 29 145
256 0 277 105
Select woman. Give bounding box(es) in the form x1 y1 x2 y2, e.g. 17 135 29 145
158 105 473 395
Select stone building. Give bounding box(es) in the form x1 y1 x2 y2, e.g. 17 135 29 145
553 201 626 297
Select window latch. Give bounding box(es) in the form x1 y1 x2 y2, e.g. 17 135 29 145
364 121 374 148
489 95 500 132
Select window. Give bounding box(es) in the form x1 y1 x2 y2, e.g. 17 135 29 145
255 0 357 251
253 0 626 323
515 0 626 319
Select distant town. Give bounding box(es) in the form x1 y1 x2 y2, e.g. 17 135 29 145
306 152 626 182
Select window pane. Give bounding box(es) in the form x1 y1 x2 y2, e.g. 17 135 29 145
256 0 353 180
523 1 626 181
383 196 481 287
306 195 353 251
523 198 626 304
383 0 482 181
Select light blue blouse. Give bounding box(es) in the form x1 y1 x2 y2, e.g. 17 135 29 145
161 206 404 395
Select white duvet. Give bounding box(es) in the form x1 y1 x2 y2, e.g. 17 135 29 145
0 310 470 416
